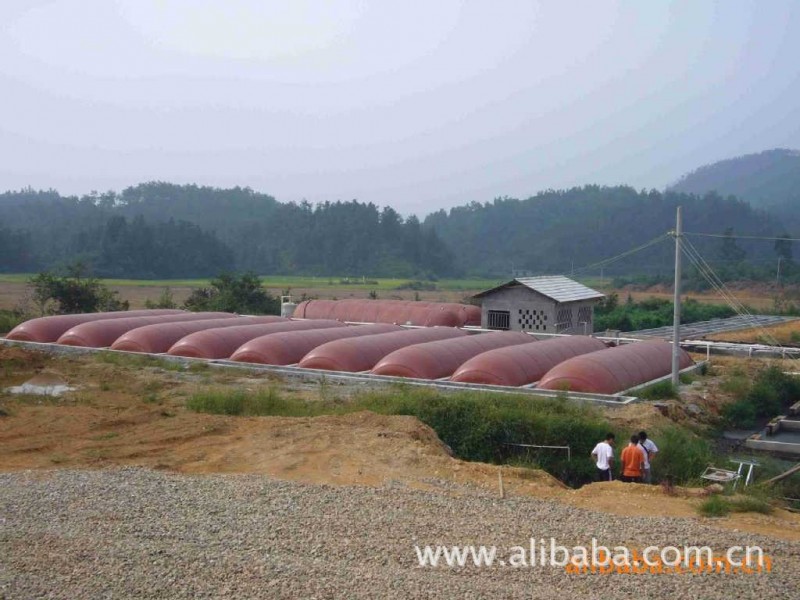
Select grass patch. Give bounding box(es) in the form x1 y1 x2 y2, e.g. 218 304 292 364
729 495 773 515
698 495 730 517
697 493 774 518
91 432 119 441
637 380 677 400
187 387 315 417
95 352 185 372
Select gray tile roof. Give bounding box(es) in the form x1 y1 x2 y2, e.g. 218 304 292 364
474 276 604 303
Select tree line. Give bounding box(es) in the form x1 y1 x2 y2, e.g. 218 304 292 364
1 182 798 282
0 184 453 278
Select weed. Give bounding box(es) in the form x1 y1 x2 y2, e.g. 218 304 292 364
143 392 159 404
49 453 68 465
188 362 210 373
91 432 119 441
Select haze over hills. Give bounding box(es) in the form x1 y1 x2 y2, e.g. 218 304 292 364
668 148 800 211
1 150 799 280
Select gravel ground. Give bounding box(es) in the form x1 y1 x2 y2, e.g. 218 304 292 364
1 469 798 599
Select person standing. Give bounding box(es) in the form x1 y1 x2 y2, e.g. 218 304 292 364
620 434 645 483
638 431 659 484
591 433 615 482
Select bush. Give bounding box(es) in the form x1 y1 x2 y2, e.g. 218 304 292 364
0 309 24 334
722 366 800 428
184 272 279 314
29 263 128 314
145 287 178 309
721 401 758 429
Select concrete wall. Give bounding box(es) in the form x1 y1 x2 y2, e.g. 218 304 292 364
745 438 800 456
479 286 596 334
480 286 556 332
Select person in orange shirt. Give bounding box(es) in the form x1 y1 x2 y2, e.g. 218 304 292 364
620 434 646 483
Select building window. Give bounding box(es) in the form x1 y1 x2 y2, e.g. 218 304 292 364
556 307 574 333
487 310 510 330
518 308 546 331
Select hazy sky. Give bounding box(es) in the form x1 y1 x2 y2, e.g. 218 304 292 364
2 1 799 215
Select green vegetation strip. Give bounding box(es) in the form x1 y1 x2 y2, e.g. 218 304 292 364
0 273 500 292
186 386 709 488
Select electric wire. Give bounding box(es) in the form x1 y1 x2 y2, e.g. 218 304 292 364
569 234 670 278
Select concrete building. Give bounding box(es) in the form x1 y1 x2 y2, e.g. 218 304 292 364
472 276 604 335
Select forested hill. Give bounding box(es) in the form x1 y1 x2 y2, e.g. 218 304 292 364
0 184 452 278
423 186 790 278
668 148 800 212
0 182 796 280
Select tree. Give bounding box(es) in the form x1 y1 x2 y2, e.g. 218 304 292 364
144 287 178 309
774 233 793 262
29 262 129 315
718 228 746 264
184 272 279 314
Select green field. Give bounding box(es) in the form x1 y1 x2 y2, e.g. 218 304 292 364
0 274 503 292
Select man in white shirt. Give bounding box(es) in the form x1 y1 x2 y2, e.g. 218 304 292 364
591 433 615 482
638 430 659 484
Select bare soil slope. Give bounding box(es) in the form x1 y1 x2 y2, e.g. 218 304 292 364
1 345 799 542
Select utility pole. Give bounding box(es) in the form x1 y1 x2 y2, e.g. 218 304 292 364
777 256 783 286
671 206 682 389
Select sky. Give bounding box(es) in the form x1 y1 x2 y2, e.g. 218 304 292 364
1 0 799 216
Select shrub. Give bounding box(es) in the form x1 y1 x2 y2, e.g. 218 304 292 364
722 366 800 428
0 310 24 334
721 401 758 429
29 262 128 314
184 272 278 314
145 287 178 309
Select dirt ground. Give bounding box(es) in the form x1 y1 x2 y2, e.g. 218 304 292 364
1 346 799 543
704 320 800 345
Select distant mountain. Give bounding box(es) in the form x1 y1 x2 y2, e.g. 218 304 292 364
668 148 800 211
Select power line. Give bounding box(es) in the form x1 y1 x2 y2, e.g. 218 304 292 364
679 237 788 350
684 232 800 242
569 234 670 277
